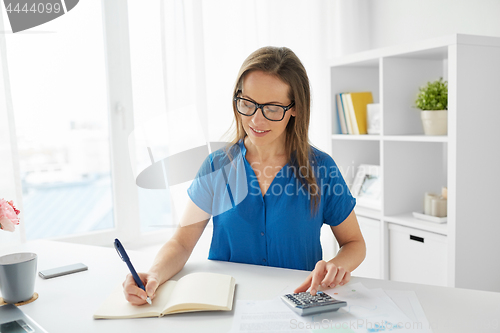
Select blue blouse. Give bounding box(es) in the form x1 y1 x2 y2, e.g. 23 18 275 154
187 140 355 271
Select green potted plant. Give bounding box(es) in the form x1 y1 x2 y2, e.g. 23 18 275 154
415 78 448 135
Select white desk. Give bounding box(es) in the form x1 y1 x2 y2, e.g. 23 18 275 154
1 240 499 333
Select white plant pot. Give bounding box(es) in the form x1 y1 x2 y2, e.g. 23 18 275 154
420 110 448 135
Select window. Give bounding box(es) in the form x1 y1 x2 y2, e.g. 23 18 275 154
4 1 113 240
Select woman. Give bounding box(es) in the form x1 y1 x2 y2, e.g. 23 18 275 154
123 46 366 305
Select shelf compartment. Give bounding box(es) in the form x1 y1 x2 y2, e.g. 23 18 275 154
382 56 447 136
384 213 447 235
331 66 379 135
383 141 447 216
331 140 380 188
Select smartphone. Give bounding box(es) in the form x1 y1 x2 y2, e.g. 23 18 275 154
38 263 88 279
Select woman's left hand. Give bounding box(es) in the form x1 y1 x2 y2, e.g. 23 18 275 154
294 260 351 295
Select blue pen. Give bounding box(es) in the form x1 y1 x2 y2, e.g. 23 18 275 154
114 238 152 305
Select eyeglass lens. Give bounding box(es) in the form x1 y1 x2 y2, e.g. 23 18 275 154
236 99 285 121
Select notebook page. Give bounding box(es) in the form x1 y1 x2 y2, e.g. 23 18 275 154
94 280 175 319
164 272 233 312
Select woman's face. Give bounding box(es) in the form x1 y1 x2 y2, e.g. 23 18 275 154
239 70 296 150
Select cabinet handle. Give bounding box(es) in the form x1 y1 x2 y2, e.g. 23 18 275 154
410 235 424 243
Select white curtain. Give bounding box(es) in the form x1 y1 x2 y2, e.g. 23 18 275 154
0 5 23 246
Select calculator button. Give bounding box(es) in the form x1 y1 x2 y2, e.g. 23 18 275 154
281 291 347 316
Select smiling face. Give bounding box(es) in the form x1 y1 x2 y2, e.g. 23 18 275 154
239 70 296 152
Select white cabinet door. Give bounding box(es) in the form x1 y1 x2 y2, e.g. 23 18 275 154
389 224 447 286
354 216 381 279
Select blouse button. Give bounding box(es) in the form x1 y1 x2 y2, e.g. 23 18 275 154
261 232 265 236
262 259 266 262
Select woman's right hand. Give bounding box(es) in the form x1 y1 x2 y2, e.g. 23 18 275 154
122 272 160 306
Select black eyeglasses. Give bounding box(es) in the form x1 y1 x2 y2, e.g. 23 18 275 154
234 95 295 121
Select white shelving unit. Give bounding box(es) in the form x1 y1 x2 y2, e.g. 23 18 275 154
328 34 500 292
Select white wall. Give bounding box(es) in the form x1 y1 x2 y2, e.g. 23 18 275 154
368 0 500 50
331 0 371 57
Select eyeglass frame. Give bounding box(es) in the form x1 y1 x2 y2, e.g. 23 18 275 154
233 93 295 122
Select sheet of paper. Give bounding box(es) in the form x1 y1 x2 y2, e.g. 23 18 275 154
229 283 428 333
383 289 432 332
228 298 310 333
304 283 418 332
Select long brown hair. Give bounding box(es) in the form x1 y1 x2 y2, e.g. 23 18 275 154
228 46 319 214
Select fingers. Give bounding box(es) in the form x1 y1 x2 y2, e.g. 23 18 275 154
309 260 327 295
123 274 146 305
322 264 343 288
320 263 338 288
123 273 158 306
294 261 353 296
322 265 351 289
145 276 159 300
340 271 351 286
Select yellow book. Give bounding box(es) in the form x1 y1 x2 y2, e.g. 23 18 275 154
347 92 373 135
93 272 235 319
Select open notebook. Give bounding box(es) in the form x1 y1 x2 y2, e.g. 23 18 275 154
94 272 236 319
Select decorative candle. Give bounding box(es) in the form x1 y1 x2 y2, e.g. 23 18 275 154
431 196 447 217
424 193 437 215
442 187 448 200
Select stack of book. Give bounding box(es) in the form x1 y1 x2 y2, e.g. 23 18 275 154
335 92 373 135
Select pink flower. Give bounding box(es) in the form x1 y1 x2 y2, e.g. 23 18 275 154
7 200 20 215
0 216 17 232
0 198 20 232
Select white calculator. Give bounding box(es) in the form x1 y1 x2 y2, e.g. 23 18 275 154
281 291 347 316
